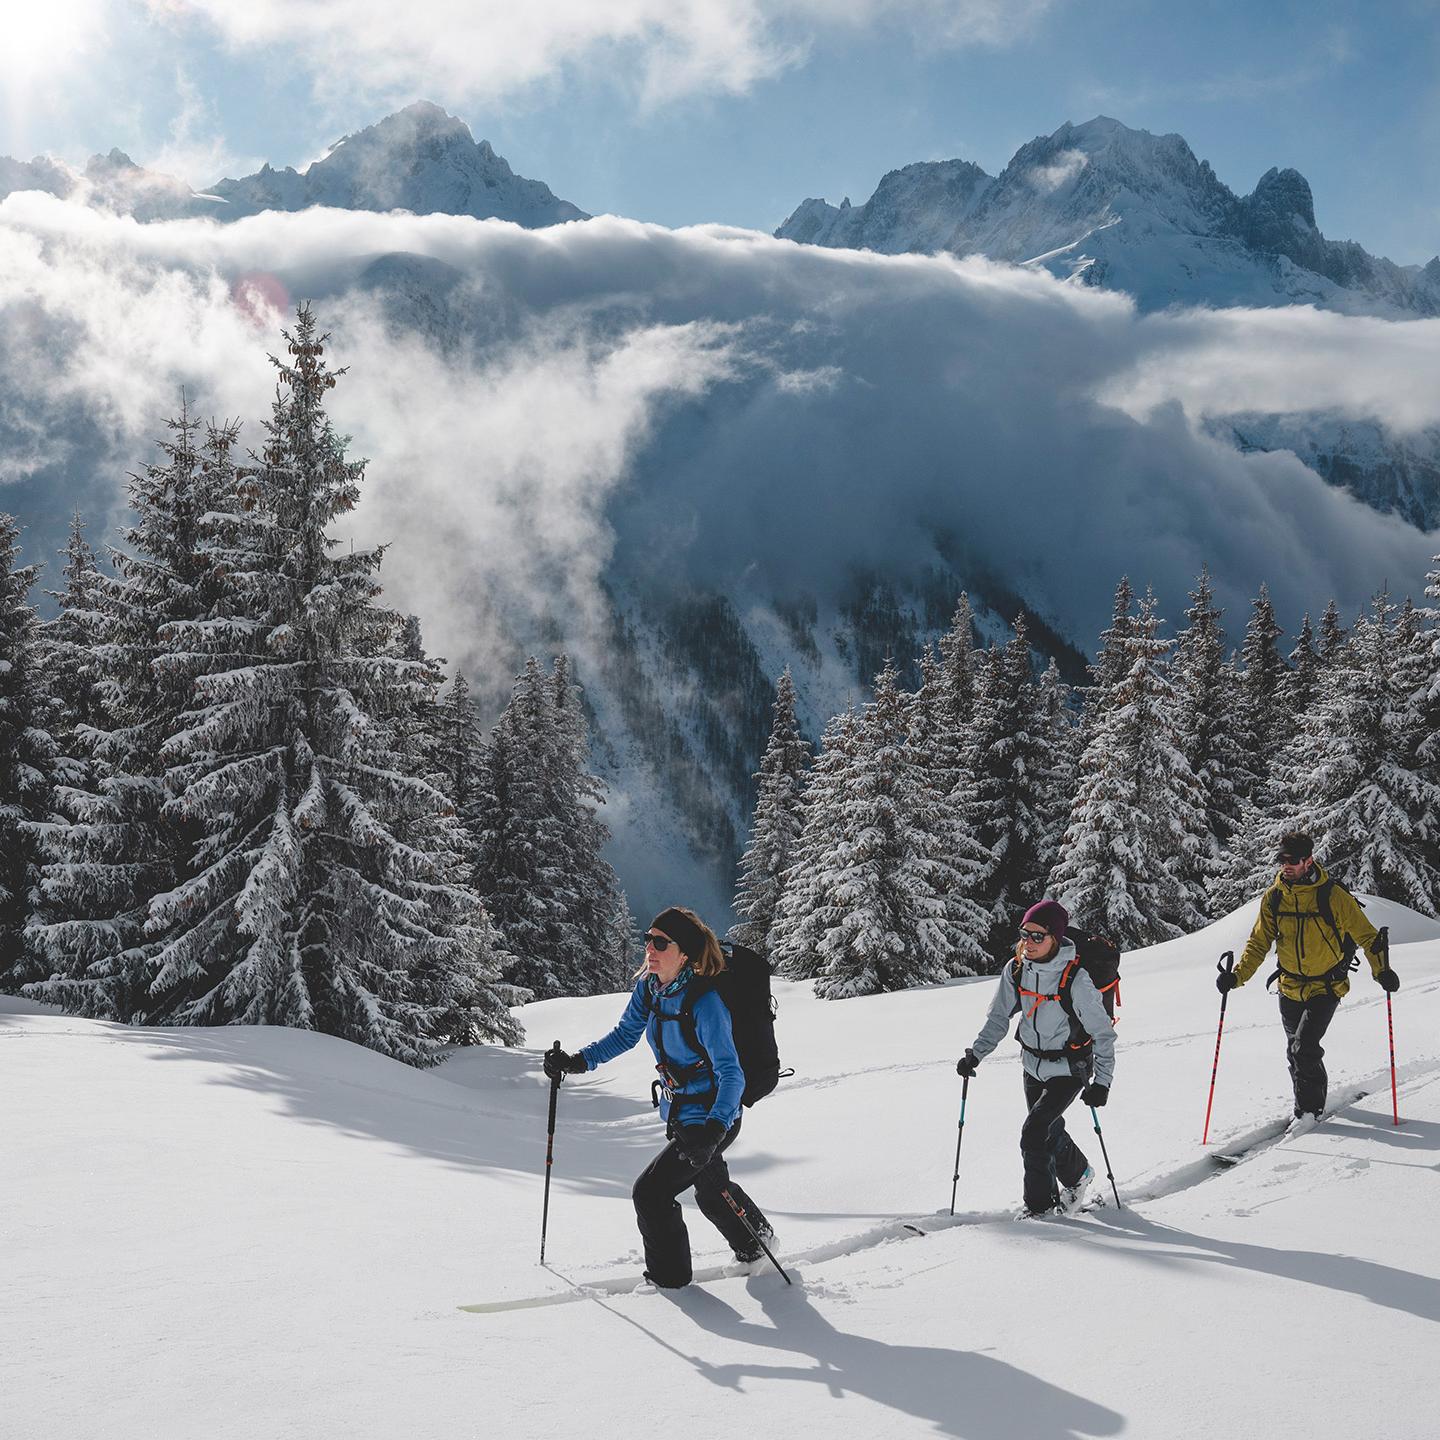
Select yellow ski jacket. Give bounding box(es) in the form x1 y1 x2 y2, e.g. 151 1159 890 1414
1235 864 1384 1002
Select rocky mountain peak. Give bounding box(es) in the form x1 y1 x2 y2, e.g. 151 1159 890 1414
85 148 139 176
207 101 585 225
1247 166 1318 234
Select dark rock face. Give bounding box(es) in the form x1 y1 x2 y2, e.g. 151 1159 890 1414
1231 166 1329 274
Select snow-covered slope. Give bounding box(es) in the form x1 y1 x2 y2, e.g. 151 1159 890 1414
6 898 1438 1438
0 103 586 227
778 117 1440 320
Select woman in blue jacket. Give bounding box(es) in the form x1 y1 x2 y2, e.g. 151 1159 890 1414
544 906 774 1289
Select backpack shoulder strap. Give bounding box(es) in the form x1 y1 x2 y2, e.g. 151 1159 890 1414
677 976 716 1067
1055 955 1083 1028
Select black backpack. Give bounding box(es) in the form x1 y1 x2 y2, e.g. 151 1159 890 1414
1010 930 1122 1059
649 943 785 1108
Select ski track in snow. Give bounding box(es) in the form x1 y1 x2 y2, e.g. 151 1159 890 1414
461 1062 1440 1315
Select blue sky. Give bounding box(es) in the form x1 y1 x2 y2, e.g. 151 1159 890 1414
4 0 1438 261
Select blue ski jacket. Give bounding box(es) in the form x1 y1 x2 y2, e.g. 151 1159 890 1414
581 973 745 1130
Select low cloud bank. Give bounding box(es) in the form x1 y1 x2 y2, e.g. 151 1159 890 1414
1 191 1437 694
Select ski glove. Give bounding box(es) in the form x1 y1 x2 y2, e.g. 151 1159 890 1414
1082 1083 1109 1107
543 1048 588 1080
1377 968 1400 993
955 1049 980 1079
1216 970 1239 994
677 1119 728 1169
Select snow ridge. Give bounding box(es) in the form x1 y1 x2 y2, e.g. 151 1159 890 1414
776 115 1440 319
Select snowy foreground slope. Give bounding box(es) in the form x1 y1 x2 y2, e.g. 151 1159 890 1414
5 898 1438 1440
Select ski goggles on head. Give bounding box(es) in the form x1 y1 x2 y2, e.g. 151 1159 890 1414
644 932 675 952
1017 928 1050 944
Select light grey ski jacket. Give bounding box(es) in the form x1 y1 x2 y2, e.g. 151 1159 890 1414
969 941 1116 1086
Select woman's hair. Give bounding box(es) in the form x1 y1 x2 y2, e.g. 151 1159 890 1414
635 906 726 978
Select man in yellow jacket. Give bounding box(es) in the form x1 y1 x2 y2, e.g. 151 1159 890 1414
1219 832 1400 1132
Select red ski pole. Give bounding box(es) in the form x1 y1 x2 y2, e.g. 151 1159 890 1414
1201 951 1235 1145
1379 927 1399 1125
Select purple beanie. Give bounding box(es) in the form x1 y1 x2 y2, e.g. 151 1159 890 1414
1022 899 1070 942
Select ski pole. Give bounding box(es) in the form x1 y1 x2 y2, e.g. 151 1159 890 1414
1090 1107 1121 1209
540 1041 564 1265
949 1073 970 1216
720 1188 792 1285
1379 927 1399 1125
1201 950 1235 1144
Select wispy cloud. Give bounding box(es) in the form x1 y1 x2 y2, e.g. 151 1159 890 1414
1079 25 1355 115
1026 147 1087 192
146 0 1061 111
143 66 261 189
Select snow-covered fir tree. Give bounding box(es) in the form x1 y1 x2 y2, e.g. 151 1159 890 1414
1319 598 1347 666
903 649 990 975
1170 568 1244 904
1234 583 1287 805
1417 554 1440 893
805 660 983 997
937 593 981 756
1208 584 1291 910
770 706 863 982
1050 591 1209 944
436 671 485 835
548 652 630 992
27 399 224 1020
970 615 1054 959
1031 658 1079 889
731 667 812 958
0 516 62 989
474 654 628 999
1242 590 1440 914
1077 577 1135 748
1286 613 1321 720
39 511 108 755
142 309 521 1058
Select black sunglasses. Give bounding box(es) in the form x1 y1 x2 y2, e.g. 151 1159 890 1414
1018 928 1050 943
644 932 675 952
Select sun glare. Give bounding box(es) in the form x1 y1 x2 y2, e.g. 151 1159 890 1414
0 0 104 87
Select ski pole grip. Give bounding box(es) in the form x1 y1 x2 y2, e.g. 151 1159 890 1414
1217 950 1234 975
546 1042 563 1128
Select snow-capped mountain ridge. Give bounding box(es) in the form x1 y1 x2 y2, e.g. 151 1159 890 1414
209 102 588 225
778 116 1440 319
0 102 587 228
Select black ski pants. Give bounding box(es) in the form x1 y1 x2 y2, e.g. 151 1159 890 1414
632 1116 767 1287
1279 993 1341 1116
1020 1073 1090 1214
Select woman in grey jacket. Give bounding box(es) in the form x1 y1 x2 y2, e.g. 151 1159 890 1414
955 899 1115 1218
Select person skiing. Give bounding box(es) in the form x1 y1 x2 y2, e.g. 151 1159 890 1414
543 906 775 1289
955 899 1116 1218
1217 832 1398 1134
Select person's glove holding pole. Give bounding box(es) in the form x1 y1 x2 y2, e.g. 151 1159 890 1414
1203 950 1236 1144
539 1042 585 1264
950 1051 978 1215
